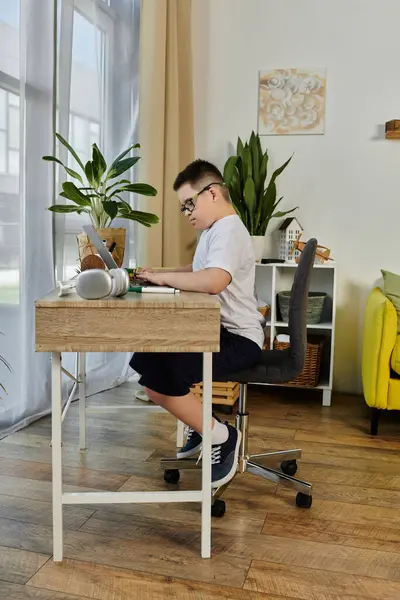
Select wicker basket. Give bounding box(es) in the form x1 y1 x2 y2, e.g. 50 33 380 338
274 336 324 387
278 291 327 324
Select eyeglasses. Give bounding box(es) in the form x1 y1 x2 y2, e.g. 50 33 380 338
180 182 226 214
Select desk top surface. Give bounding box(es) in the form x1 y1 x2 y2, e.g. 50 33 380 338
36 289 220 310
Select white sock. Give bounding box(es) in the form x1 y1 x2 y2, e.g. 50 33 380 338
212 420 229 445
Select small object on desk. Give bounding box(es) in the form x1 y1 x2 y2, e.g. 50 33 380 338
261 258 285 264
57 281 76 297
108 241 116 254
80 254 106 271
129 285 179 294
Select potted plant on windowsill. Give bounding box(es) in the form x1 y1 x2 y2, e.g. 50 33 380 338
43 134 159 268
223 132 297 262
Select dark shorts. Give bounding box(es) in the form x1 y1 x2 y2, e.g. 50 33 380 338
130 327 262 397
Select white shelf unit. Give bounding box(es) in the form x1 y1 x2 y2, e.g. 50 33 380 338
254 261 337 406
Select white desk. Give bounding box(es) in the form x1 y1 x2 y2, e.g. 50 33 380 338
35 289 220 561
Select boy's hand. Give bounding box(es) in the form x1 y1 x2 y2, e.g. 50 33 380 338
136 271 166 286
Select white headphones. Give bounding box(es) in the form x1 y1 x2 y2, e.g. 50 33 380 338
74 268 130 300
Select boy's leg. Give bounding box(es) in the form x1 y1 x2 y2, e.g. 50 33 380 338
144 387 204 433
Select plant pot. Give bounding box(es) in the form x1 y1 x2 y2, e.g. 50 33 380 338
77 227 126 269
251 236 265 262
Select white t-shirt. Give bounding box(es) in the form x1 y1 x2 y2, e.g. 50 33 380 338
192 214 265 348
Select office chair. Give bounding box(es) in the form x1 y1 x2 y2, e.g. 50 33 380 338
161 238 318 516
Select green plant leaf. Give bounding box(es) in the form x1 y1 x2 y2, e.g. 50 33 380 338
242 146 252 181
65 167 84 184
55 133 85 171
85 161 96 188
103 200 119 221
109 143 140 170
92 143 107 184
244 176 256 234
117 199 132 212
119 183 157 196
105 179 130 194
223 156 238 185
42 155 63 165
118 209 159 227
43 155 84 184
236 137 244 159
273 206 298 219
250 133 260 192
269 154 293 187
61 182 92 206
258 152 268 193
107 156 140 179
48 204 89 214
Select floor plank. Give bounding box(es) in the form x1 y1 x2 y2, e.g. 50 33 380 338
0 517 250 588
0 581 85 599
0 456 129 491
244 560 400 600
28 557 278 600
0 546 49 585
2 385 400 598
0 494 93 530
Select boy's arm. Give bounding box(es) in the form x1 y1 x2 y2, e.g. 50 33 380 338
140 264 193 274
137 268 230 294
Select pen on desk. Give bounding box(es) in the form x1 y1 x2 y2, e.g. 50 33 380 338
109 242 116 254
129 286 179 294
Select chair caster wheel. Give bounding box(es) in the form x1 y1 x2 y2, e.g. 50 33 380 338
211 499 226 518
164 469 180 484
296 492 312 508
281 459 298 476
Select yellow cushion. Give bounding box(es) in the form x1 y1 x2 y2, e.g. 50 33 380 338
391 336 400 376
362 288 397 409
388 377 400 410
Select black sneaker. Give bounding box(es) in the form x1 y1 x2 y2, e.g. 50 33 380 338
177 427 202 459
176 413 221 460
211 424 241 489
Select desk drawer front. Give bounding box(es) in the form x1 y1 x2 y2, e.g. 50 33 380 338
36 307 220 353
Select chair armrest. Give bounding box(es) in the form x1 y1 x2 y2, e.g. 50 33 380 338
362 288 397 409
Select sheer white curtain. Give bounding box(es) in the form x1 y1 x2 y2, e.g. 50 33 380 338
0 0 55 436
56 0 141 400
0 0 140 435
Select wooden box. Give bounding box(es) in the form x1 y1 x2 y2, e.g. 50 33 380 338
385 120 400 139
191 381 240 407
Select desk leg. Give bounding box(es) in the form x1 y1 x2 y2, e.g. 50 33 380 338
51 352 63 562
201 352 212 558
78 352 86 450
176 420 185 448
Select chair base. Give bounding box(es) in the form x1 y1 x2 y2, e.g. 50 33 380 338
160 383 313 511
161 449 311 498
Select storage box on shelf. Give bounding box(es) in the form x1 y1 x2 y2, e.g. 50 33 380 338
255 261 336 406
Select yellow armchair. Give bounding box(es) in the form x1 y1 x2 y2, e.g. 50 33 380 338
362 287 400 435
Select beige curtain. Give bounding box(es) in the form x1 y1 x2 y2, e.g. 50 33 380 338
137 0 196 268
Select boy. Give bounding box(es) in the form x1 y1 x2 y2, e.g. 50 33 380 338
130 160 264 488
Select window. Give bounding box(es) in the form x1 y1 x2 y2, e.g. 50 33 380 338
0 0 20 304
0 89 19 175
57 1 113 280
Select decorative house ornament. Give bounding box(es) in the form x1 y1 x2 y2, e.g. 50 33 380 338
278 217 303 262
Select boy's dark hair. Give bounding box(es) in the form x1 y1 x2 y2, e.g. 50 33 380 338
173 159 229 200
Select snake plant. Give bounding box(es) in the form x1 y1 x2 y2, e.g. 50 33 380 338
223 132 297 236
43 133 159 229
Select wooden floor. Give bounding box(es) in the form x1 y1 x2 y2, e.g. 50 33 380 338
1 384 400 599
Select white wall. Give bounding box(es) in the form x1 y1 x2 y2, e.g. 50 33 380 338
192 0 400 394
